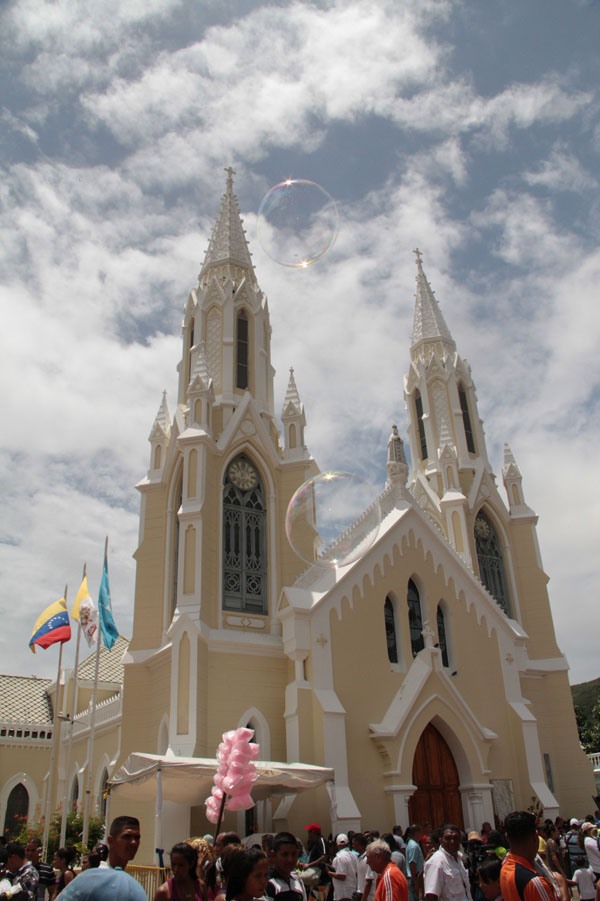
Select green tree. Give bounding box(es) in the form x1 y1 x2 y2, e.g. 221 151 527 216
575 702 600 754
16 810 105 861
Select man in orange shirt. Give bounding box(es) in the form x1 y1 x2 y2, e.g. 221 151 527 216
500 812 559 901
367 839 408 901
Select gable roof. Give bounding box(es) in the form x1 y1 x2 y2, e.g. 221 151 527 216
77 635 129 684
283 484 523 645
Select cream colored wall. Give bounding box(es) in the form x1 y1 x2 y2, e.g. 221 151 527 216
199 648 288 758
129 483 169 651
505 520 562 656
120 656 171 762
320 528 592 826
522 673 595 812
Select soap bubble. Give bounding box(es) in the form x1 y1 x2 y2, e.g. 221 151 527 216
285 471 381 569
257 179 339 268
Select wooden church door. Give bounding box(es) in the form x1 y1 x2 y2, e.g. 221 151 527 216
409 723 464 828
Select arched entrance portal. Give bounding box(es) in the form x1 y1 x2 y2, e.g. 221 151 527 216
409 723 463 828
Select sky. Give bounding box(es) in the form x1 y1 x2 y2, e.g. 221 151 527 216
1 0 599 687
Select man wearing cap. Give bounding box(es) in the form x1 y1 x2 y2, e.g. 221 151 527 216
581 821 600 880
329 835 358 901
564 820 581 877
304 824 329 888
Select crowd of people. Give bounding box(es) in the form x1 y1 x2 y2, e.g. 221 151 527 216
0 815 145 900
1 809 599 901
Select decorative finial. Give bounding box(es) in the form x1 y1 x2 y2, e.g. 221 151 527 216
386 424 408 490
224 166 236 191
413 248 423 267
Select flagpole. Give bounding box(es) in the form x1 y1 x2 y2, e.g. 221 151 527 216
82 539 107 848
60 564 86 847
42 584 68 857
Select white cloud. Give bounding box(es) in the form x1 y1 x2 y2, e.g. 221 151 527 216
523 143 597 193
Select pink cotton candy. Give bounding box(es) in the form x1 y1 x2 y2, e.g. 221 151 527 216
226 793 255 811
204 726 260 822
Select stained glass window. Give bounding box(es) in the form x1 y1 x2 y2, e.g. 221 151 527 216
474 511 511 615
408 579 425 657
223 457 267 614
384 596 398 664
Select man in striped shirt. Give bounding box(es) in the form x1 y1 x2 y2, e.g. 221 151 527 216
25 839 54 901
500 812 559 901
366 839 408 901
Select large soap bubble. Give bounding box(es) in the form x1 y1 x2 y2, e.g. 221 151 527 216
257 179 339 268
285 471 381 569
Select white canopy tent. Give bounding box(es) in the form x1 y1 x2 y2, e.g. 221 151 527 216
109 752 334 856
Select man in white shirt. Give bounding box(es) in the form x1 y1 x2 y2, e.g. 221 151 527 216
353 834 376 901
329 834 358 901
424 825 471 901
581 822 600 879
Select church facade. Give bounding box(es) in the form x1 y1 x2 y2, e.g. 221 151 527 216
1 172 594 860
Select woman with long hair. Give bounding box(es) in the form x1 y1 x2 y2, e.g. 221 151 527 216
51 847 76 898
154 842 203 901
224 847 268 901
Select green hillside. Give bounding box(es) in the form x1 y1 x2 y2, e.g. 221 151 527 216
571 677 600 753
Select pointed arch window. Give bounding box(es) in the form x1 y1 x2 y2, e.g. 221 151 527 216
458 384 476 454
474 511 511 615
236 310 249 389
3 783 29 838
384 596 398 664
99 768 109 820
436 603 449 668
407 579 425 657
223 455 267 614
185 317 195 388
169 470 183 618
414 391 428 460
71 776 79 812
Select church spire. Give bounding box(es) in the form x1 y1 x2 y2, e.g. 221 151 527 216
283 367 302 410
404 250 491 515
147 390 170 478
502 443 535 518
199 167 254 277
282 368 308 460
411 249 455 354
149 390 171 439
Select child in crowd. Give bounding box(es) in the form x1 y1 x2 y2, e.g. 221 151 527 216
266 832 307 901
225 847 269 901
568 855 596 901
477 857 502 901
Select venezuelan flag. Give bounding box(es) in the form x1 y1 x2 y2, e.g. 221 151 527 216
29 597 71 653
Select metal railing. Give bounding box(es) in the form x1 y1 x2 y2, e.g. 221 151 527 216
128 865 170 899
0 720 53 744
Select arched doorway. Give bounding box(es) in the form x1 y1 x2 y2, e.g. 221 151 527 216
3 783 29 838
409 723 463 828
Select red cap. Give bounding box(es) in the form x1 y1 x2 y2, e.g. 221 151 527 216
305 823 321 832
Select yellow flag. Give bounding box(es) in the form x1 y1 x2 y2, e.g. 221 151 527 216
71 576 91 621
